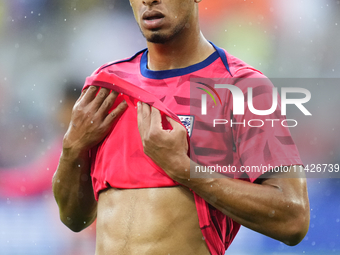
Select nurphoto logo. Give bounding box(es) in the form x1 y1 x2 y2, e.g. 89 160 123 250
197 83 312 128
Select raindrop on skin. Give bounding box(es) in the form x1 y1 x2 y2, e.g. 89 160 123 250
268 210 275 218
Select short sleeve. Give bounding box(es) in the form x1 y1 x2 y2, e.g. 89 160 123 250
231 68 303 182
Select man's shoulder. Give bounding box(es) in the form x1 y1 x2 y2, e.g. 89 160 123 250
222 48 266 79
91 48 147 76
214 46 272 92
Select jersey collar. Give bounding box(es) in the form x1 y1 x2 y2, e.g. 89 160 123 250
140 42 231 79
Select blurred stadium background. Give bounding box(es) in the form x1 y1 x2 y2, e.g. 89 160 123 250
0 0 339 254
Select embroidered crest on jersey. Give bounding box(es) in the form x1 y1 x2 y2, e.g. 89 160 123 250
178 115 194 137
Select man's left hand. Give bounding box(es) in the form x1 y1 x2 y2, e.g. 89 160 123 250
137 102 190 180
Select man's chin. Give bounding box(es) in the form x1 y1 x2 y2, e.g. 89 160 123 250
145 33 169 44
141 24 184 44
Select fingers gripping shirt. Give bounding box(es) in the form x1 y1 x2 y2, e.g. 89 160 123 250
83 71 186 196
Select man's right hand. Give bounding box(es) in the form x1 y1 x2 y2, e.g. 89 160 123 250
53 85 127 232
63 86 128 153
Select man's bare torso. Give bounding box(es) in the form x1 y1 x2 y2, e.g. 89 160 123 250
96 186 210 255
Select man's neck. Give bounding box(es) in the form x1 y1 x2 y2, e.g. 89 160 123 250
146 31 215 71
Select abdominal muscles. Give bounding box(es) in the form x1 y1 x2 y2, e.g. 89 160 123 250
95 186 210 255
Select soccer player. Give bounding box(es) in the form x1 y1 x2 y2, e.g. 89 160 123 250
52 0 310 254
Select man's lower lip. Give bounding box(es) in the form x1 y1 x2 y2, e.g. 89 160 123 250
142 17 164 29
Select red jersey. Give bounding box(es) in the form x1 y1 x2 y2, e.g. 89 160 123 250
83 43 303 255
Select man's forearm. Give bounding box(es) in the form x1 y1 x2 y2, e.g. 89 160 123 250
175 159 309 246
52 148 97 232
